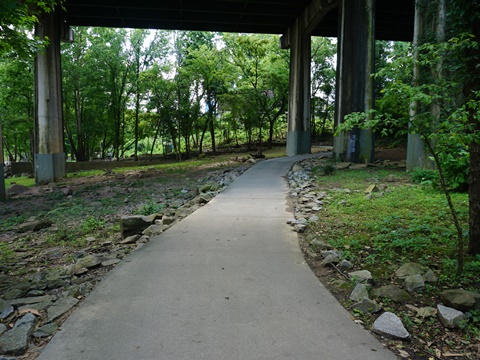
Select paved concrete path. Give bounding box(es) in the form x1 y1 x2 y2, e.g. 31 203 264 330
39 155 397 360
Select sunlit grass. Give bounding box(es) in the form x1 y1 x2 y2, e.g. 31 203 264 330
310 167 473 285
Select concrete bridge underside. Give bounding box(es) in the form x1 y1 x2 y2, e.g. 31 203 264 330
35 0 415 184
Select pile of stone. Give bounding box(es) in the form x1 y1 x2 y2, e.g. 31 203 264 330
286 158 328 234
286 157 480 343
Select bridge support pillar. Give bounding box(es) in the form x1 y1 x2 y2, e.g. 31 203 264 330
406 0 445 170
286 18 311 156
334 0 375 163
34 12 66 184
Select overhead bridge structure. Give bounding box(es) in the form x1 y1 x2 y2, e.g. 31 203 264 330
35 0 415 184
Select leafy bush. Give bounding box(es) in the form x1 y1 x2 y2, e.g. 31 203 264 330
437 147 469 191
409 167 439 186
134 200 164 216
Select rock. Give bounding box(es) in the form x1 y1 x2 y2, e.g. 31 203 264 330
120 214 158 237
349 283 369 302
353 298 382 314
339 259 354 269
386 174 396 182
321 254 339 267
193 194 212 205
334 162 351 170
6 184 29 197
437 304 466 328
416 307 437 318
440 289 480 312
33 323 58 338
44 270 65 290
348 270 373 284
199 182 218 193
0 299 14 320
137 235 150 243
0 324 6 335
325 250 341 258
309 239 331 250
17 219 53 233
18 301 53 312
75 255 101 270
0 313 36 355
60 186 73 196
7 295 54 306
350 163 368 170
395 262 425 279
102 259 121 267
161 216 176 225
422 269 438 283
404 274 425 292
293 224 306 233
364 185 379 193
247 158 257 164
373 312 410 340
119 234 140 245
47 297 79 322
291 164 304 172
372 285 410 303
143 224 168 237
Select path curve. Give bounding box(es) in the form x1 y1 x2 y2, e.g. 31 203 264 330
39 155 397 360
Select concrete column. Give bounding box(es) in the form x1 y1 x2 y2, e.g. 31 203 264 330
0 123 6 201
333 0 375 163
34 11 66 184
286 17 311 156
406 0 444 170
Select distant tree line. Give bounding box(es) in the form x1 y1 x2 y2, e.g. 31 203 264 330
0 26 336 162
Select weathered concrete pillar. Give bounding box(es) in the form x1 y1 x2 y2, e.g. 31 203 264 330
286 17 312 156
406 0 445 170
0 123 6 201
34 12 66 184
333 0 375 163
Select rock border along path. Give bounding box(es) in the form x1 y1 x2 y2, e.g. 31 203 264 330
38 154 397 360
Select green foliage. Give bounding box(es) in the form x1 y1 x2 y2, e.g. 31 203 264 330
312 167 470 283
321 163 335 176
0 0 60 57
134 200 164 216
408 167 439 186
0 242 17 262
81 216 106 234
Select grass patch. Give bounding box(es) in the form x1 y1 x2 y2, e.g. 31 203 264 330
5 176 35 188
312 168 474 285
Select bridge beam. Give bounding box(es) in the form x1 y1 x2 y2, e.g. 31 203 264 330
333 0 375 163
34 12 66 184
281 0 338 156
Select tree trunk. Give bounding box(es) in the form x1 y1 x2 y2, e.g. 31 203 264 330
209 118 216 153
466 5 480 255
469 138 480 255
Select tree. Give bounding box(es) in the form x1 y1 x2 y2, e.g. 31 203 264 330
338 3 480 273
129 29 170 161
310 37 336 139
0 57 35 162
183 43 230 154
224 34 289 149
0 0 59 57
88 28 132 160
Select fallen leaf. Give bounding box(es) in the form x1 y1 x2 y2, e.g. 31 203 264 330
398 349 410 358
